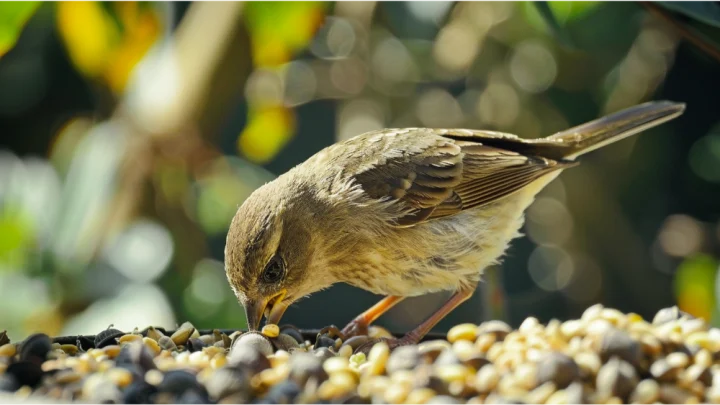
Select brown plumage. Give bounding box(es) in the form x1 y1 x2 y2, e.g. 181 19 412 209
224 100 685 352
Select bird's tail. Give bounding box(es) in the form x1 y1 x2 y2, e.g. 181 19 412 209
547 101 686 161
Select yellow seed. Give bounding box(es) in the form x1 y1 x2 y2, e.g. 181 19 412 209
262 324 280 338
436 364 470 384
365 341 389 376
627 312 644 323
103 345 121 358
338 344 353 358
330 371 358 388
405 388 436 404
324 356 351 374
391 370 415 386
368 326 393 339
210 354 227 369
475 334 496 352
107 368 133 387
686 332 712 350
59 344 79 355
119 334 142 344
318 380 354 401
694 349 712 368
384 382 411 403
189 351 209 367
0 343 16 357
145 369 164 385
142 337 161 355
202 346 225 358
546 390 570 404
55 370 82 384
98 360 114 373
447 323 478 343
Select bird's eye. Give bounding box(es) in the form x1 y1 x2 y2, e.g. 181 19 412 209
262 255 285 284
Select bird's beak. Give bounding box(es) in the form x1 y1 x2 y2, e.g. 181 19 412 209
243 289 289 330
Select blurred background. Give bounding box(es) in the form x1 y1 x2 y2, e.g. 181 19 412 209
1 1 720 341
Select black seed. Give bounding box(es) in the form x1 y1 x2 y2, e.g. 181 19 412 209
159 370 204 397
264 380 301 403
206 367 250 401
596 357 638 401
464 353 490 370
289 352 328 386
228 340 271 375
178 388 211 404
115 342 156 373
95 329 125 349
279 325 304 345
313 347 336 362
387 346 422 373
537 352 579 389
123 380 158 404
272 334 301 352
6 361 44 388
342 336 370 352
19 333 52 364
313 335 336 350
600 329 642 369
0 374 18 392
186 338 207 353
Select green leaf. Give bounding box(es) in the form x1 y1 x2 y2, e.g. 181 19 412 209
659 1 720 29
0 1 41 57
532 2 575 47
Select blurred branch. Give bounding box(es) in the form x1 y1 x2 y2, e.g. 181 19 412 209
641 2 720 63
92 1 251 258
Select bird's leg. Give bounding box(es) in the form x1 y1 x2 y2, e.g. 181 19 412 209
341 295 405 338
355 283 477 353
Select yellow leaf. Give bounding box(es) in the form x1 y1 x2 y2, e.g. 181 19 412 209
0 1 41 58
239 106 295 164
56 1 119 78
104 10 160 93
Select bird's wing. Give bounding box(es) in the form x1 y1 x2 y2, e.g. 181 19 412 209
343 128 573 227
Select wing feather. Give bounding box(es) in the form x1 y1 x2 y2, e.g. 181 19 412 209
341 128 573 227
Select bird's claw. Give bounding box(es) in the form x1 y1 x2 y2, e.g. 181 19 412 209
318 325 345 341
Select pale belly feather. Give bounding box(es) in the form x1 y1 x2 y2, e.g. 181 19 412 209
348 172 561 297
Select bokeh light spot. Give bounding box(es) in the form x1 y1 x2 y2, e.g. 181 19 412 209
528 246 575 292
105 219 174 283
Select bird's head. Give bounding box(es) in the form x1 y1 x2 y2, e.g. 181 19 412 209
224 179 338 330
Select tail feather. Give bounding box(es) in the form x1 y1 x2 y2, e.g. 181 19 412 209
548 101 686 160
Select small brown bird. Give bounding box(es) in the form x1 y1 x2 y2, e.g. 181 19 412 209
225 100 685 351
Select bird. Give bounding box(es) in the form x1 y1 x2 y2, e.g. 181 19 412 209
224 100 685 352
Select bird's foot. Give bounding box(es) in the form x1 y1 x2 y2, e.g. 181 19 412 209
317 325 345 340
340 318 369 340
353 335 418 355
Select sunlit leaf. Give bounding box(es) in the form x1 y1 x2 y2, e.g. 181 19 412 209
0 1 41 58
531 2 574 47
675 254 717 320
244 1 328 67
238 106 296 164
57 1 161 93
0 207 33 271
57 1 120 78
659 2 720 30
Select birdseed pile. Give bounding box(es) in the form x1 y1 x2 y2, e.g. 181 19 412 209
0 304 718 404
